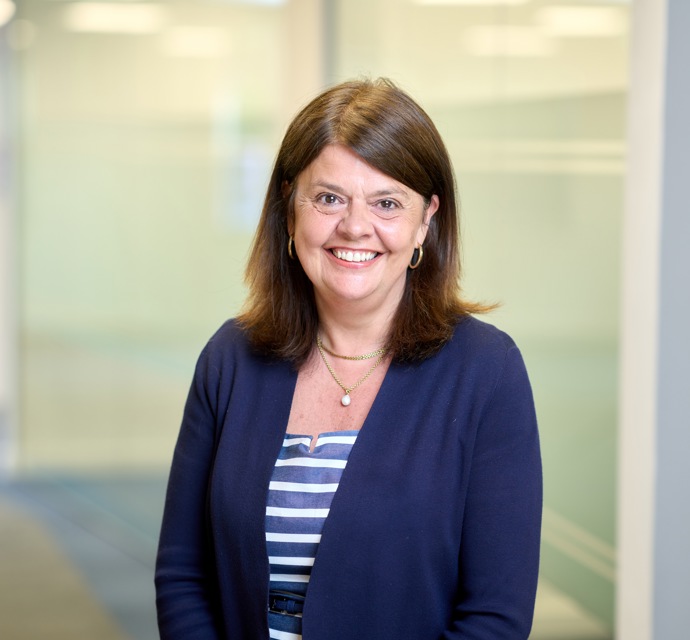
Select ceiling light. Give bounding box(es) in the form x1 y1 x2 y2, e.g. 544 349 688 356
465 25 556 57
214 0 286 5
415 0 529 5
535 6 627 37
0 0 16 28
62 3 167 34
159 27 231 58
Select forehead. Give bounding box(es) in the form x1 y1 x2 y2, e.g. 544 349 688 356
297 144 410 194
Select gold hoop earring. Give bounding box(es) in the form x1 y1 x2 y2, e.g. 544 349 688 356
409 245 423 270
288 235 295 260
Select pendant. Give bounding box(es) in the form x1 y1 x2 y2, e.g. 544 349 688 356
341 394 351 407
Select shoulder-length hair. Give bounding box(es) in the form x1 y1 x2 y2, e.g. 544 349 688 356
238 78 490 365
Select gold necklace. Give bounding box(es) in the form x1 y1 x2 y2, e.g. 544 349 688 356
316 336 387 361
316 338 387 407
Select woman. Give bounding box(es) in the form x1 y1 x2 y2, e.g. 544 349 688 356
155 78 542 640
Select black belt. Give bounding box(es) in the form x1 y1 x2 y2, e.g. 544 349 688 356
268 590 305 615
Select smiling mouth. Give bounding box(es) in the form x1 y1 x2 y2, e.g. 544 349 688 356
331 249 378 263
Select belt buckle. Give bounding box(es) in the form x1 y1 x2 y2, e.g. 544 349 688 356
268 590 304 616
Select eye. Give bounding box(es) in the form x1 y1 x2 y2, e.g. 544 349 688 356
318 193 340 205
311 192 345 214
373 198 401 217
378 199 398 210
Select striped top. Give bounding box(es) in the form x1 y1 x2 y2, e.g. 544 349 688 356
265 431 358 640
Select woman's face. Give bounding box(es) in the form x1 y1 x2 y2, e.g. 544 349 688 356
291 144 438 317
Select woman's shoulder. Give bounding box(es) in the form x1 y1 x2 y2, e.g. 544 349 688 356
195 318 262 368
438 316 532 400
430 315 526 380
450 315 519 356
206 317 247 346
200 318 289 367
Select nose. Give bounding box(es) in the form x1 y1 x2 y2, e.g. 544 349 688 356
338 198 372 238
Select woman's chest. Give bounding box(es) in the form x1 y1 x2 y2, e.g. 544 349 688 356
286 357 390 444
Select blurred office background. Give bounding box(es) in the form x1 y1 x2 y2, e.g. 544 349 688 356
0 0 676 638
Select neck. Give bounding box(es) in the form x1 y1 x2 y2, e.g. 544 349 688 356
315 299 394 355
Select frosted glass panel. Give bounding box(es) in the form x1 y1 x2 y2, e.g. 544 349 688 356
17 0 323 469
332 0 626 631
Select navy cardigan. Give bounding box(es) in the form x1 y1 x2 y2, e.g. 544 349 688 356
155 316 542 639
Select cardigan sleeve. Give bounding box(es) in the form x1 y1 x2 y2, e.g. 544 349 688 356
443 345 542 639
155 343 225 639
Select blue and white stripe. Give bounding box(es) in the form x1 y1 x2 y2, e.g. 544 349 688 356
266 431 358 640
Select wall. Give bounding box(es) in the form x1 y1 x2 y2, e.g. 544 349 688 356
617 0 690 638
12 0 628 632
0 14 17 472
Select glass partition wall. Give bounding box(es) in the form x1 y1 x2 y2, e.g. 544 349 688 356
12 0 626 636
15 0 326 469
332 2 625 631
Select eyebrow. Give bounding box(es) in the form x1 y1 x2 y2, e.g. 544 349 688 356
309 180 410 199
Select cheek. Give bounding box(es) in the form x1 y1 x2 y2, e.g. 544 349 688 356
389 224 426 253
293 206 313 239
294 211 331 248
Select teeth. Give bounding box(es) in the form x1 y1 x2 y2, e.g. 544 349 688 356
333 249 377 262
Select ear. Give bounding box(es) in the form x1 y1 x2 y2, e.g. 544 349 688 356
417 195 439 244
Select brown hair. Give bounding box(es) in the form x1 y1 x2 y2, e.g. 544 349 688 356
238 78 490 365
